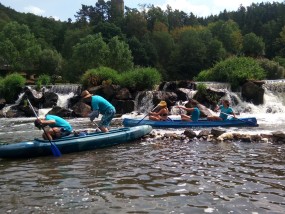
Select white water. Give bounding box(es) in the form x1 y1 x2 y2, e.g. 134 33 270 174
122 87 285 136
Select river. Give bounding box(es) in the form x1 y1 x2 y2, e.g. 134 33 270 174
0 114 285 213
0 85 285 213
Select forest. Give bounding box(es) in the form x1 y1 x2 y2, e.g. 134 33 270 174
0 1 285 84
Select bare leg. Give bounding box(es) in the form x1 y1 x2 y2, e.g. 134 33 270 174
99 126 109 132
181 114 192 121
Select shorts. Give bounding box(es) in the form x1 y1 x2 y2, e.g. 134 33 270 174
98 108 116 128
53 128 71 139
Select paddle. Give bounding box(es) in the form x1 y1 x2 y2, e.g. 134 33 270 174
136 105 159 125
26 98 62 157
220 112 257 126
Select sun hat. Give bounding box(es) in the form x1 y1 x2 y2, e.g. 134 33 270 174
81 90 92 99
158 101 167 107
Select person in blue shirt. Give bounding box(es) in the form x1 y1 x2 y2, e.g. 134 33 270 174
207 99 236 121
81 90 116 132
176 100 200 122
34 114 73 140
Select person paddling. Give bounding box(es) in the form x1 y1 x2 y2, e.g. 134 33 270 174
207 99 236 121
149 101 169 121
176 99 200 122
34 114 73 140
81 90 116 132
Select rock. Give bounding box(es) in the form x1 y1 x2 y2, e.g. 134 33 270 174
217 133 234 141
211 128 226 137
184 129 197 138
241 81 265 105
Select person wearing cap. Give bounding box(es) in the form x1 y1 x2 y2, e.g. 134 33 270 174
176 99 200 122
81 90 116 132
34 115 73 140
149 101 169 121
207 99 236 121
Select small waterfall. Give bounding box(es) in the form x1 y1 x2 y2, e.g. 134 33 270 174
199 81 231 90
135 91 154 113
264 79 285 93
1 93 25 117
45 84 81 95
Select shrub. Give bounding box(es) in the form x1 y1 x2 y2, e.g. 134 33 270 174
2 73 26 103
81 66 119 89
35 74 51 91
195 56 265 90
119 67 161 91
259 57 285 79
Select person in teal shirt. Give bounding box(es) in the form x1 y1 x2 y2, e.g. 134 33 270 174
34 114 72 140
207 99 236 121
81 90 116 132
176 100 200 122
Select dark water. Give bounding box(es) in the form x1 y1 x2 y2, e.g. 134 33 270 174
0 118 285 213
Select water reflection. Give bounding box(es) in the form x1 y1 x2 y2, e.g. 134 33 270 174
0 119 285 213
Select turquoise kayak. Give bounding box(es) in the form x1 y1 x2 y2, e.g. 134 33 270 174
0 125 152 159
123 117 258 128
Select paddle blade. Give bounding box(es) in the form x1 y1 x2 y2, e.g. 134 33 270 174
50 142 61 157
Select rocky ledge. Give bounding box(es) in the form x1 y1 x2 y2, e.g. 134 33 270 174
144 128 285 145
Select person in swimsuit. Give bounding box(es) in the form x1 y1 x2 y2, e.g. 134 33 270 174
149 101 169 121
207 99 236 121
176 100 200 122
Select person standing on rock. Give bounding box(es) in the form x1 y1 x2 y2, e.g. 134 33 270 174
81 90 116 132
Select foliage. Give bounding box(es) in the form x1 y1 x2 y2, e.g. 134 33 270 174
38 49 63 76
195 57 266 90
35 74 51 91
0 21 41 70
1 73 26 103
69 33 110 81
197 83 207 94
257 58 285 79
242 33 265 57
81 66 119 89
107 36 134 72
118 67 161 91
1 2 285 84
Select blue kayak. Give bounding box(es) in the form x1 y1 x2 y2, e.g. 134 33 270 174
123 117 258 128
0 125 152 159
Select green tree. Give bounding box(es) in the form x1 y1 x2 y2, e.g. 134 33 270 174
68 33 109 81
38 49 63 76
0 21 41 70
242 33 265 57
123 8 148 39
107 36 134 72
208 20 242 54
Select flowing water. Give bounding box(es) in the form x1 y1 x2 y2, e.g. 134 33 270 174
0 85 285 213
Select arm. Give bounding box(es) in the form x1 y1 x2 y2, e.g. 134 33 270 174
176 106 193 112
39 119 56 126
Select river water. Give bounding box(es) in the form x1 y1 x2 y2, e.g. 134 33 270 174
0 86 285 213
0 114 285 213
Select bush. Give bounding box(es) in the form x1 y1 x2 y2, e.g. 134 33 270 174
35 74 51 91
81 66 119 89
257 58 285 79
2 73 26 103
195 56 265 90
119 67 161 91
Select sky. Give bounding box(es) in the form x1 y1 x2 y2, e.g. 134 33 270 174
1 0 284 22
